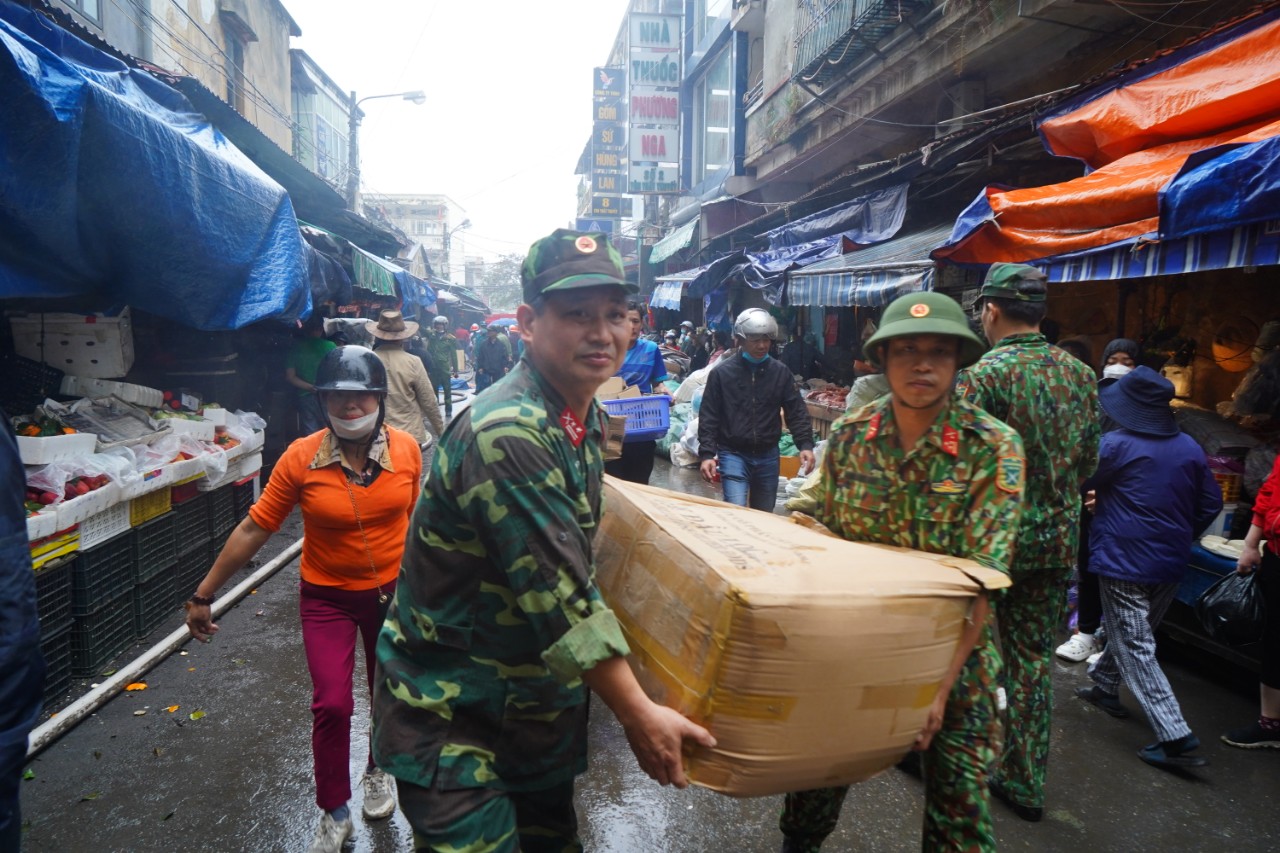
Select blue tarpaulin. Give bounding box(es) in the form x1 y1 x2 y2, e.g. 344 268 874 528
0 0 311 329
1159 134 1280 241
762 184 907 250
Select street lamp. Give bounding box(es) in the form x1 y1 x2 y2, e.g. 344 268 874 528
346 89 426 211
443 218 471 283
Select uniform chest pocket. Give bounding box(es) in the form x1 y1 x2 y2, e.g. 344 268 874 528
915 492 967 525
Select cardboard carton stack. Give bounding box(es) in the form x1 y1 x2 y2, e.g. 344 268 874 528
595 478 1008 797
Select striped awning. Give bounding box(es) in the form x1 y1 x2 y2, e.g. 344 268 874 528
649 217 699 264
1041 219 1280 283
351 247 400 297
784 224 951 307
650 264 705 310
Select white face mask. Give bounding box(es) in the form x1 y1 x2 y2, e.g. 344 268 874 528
1102 363 1134 380
330 410 379 441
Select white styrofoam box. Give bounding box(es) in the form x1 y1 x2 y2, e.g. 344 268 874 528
78 500 131 549
55 481 121 527
59 375 164 408
163 418 216 442
242 429 265 454
168 455 207 482
200 409 240 428
16 432 97 465
197 455 244 492
234 453 262 482
9 307 135 378
26 510 58 541
118 465 175 500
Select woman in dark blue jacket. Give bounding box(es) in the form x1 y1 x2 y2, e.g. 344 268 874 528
1075 367 1221 770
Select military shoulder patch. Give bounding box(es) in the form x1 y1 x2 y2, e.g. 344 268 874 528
996 456 1024 493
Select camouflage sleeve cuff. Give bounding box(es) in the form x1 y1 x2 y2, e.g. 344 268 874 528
542 608 631 683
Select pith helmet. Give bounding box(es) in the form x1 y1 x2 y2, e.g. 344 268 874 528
863 292 986 368
314 346 388 393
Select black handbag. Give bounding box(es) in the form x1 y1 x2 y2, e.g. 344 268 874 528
1195 571 1266 646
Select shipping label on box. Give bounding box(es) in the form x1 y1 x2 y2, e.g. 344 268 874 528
595 477 1005 797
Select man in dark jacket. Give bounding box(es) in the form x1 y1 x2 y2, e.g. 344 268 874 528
698 309 815 511
1075 366 1221 770
1 411 44 850
473 323 512 394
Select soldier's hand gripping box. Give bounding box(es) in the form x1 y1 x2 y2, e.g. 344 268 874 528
595 477 1009 798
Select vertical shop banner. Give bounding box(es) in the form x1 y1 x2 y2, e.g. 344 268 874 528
628 14 681 195
592 66 626 220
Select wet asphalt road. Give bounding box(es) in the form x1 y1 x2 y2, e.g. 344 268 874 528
19 458 1279 852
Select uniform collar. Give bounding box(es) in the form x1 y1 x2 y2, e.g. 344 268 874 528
309 427 396 473
864 396 962 457
514 359 605 441
994 332 1047 347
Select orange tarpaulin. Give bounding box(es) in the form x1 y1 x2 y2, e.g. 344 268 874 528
935 12 1280 266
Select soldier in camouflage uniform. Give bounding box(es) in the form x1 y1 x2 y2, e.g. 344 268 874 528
780 291 1024 853
425 315 458 418
956 263 1100 822
373 229 715 853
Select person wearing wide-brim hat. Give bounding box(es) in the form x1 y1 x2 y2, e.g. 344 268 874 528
1076 366 1222 770
956 262 1100 823
782 291 1025 852
365 310 443 444
373 229 715 852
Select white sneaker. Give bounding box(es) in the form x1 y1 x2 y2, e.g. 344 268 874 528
361 768 397 820
308 812 353 853
1055 633 1099 662
1086 650 1103 666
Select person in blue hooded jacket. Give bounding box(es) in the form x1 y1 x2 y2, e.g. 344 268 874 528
1074 367 1221 770
0 410 45 850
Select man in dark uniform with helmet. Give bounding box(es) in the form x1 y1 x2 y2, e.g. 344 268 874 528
698 308 815 511
779 291 1024 853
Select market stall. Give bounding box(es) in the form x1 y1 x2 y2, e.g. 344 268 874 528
6 310 267 711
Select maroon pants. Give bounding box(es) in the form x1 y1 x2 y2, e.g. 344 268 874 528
299 579 394 811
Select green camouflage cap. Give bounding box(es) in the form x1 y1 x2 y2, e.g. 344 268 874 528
864 291 987 368
521 229 636 304
980 263 1048 302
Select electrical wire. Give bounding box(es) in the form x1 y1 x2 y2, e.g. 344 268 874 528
1103 0 1211 29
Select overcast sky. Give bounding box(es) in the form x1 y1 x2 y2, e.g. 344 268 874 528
289 0 632 261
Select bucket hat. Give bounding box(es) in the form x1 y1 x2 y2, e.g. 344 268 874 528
366 309 418 341
520 229 636 304
1099 365 1177 436
863 292 987 368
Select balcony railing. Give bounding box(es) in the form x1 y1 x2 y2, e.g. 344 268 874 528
794 0 932 88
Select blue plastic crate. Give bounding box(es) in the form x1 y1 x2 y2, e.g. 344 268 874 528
601 395 671 443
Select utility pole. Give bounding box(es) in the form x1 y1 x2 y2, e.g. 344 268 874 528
345 89 426 212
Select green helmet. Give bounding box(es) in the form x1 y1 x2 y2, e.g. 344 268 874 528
863 292 986 369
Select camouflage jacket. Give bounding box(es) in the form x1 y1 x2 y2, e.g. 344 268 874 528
818 396 1025 577
424 328 457 377
956 333 1100 572
372 360 630 791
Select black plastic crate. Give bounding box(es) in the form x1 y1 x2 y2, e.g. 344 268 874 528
133 563 177 638
231 479 256 521
131 512 176 583
175 545 216 606
40 620 74 710
208 486 237 539
34 557 74 631
171 492 211 555
70 591 134 677
0 351 64 414
71 532 135 615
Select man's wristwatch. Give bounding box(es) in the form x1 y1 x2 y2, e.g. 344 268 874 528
188 592 216 607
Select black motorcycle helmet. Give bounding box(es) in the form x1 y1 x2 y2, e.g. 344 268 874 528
314 345 387 445
314 345 388 392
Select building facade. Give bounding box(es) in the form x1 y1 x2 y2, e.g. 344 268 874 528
369 194 469 283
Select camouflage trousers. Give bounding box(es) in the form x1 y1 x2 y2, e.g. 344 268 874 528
991 567 1069 810
781 624 1003 852
396 776 580 853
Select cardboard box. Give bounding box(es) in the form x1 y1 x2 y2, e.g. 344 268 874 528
595 478 1008 798
596 377 642 401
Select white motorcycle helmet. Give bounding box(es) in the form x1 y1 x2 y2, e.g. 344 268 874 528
733 308 779 341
